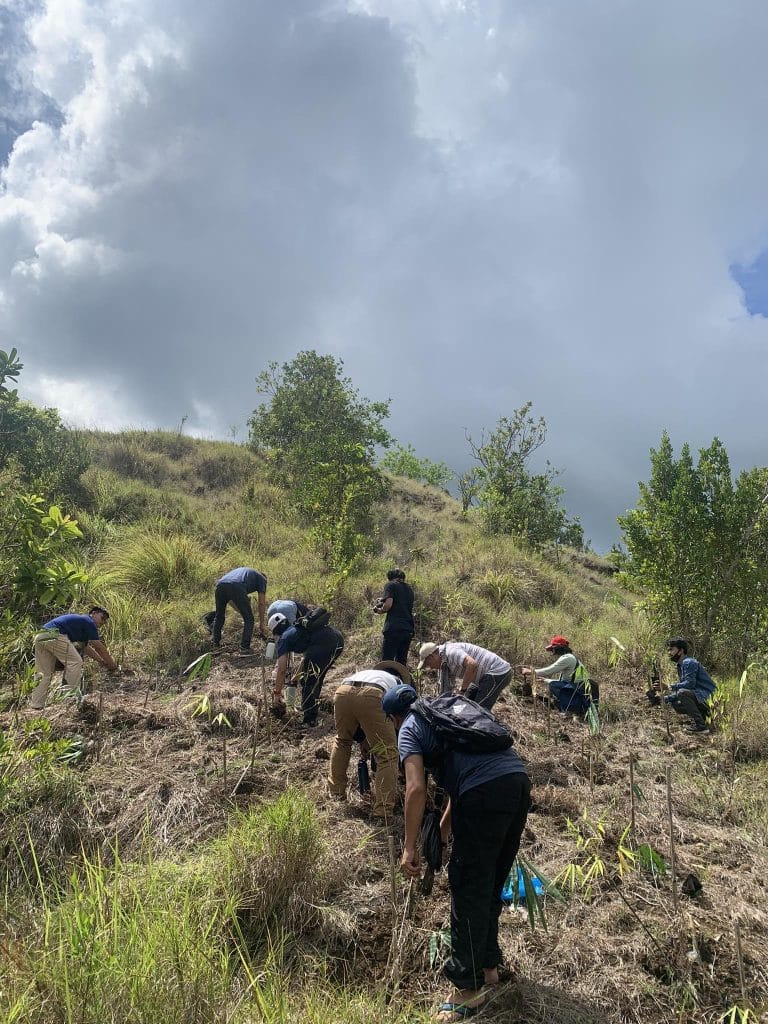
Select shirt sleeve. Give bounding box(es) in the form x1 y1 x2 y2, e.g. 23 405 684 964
397 716 437 762
534 653 575 677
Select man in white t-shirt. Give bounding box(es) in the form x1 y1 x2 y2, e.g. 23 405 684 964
328 661 410 818
417 641 512 709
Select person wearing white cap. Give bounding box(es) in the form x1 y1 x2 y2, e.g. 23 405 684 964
417 641 512 710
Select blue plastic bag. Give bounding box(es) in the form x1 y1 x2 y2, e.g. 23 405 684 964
501 865 544 904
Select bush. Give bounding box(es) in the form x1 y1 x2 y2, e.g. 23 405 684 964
99 530 218 599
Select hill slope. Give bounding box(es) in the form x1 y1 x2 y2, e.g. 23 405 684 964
1 430 767 1024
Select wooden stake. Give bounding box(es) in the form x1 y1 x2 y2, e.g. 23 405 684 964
546 692 552 739
95 688 104 763
629 752 637 841
260 662 272 743
589 753 594 795
735 920 747 1003
388 836 398 912
665 765 679 913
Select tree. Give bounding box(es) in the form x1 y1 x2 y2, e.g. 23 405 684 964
468 403 584 549
0 348 89 501
249 351 392 574
615 432 768 670
380 443 454 490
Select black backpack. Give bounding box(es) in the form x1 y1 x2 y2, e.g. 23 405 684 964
411 694 514 755
296 606 331 633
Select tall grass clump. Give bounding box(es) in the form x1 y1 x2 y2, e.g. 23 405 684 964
99 529 218 599
0 790 345 1024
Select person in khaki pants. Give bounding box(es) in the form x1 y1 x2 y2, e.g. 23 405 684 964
31 607 117 710
328 661 410 819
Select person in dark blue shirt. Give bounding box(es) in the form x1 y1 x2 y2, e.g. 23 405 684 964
383 684 530 1020
373 567 415 666
664 638 717 733
31 607 117 710
211 567 267 652
269 613 344 728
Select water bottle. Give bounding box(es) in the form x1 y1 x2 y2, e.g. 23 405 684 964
285 684 297 708
265 641 276 661
357 759 371 794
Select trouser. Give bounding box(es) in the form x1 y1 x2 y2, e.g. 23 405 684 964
212 582 254 649
296 633 344 725
468 669 512 710
31 634 84 709
445 772 531 991
329 684 398 816
668 689 708 729
381 631 413 666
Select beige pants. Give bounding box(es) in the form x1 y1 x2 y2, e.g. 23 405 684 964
329 684 398 817
30 634 83 710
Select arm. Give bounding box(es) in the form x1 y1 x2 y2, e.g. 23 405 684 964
84 640 117 671
401 755 427 877
458 655 478 691
373 597 394 615
273 653 288 699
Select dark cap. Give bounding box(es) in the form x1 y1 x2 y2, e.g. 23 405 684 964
666 637 688 653
382 684 418 718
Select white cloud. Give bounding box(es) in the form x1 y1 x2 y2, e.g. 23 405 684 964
2 0 768 546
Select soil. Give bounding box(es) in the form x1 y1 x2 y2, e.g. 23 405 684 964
2 651 767 1024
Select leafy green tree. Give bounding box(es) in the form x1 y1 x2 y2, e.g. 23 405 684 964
0 348 89 501
249 351 392 574
380 443 454 490
468 403 584 549
615 432 768 669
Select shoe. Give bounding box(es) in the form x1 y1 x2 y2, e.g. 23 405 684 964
686 723 709 734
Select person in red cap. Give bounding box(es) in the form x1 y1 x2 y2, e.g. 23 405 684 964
521 635 579 709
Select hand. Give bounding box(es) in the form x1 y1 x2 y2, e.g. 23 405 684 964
521 667 531 676
400 846 421 878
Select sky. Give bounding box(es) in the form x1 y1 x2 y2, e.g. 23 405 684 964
2 0 768 551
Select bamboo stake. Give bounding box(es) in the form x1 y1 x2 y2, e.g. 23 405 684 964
546 690 552 740
388 836 398 912
95 688 104 763
260 662 272 743
666 765 679 913
629 752 637 841
589 753 594 795
735 920 747 1003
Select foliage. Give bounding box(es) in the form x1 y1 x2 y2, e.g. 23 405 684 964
0 349 88 501
555 810 609 900
0 719 82 813
249 351 392 575
467 402 584 549
381 443 453 490
456 468 480 514
98 529 218 598
0 489 88 614
615 432 768 669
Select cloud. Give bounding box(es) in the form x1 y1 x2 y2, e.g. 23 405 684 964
2 0 768 548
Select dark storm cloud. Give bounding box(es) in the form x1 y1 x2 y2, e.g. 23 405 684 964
2 0 768 549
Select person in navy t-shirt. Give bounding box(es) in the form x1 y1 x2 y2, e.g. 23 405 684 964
30 607 117 710
383 684 530 1020
211 567 267 652
269 613 344 728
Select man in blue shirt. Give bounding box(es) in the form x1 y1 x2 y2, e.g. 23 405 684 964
664 638 717 733
211 567 267 652
30 607 117 710
269 613 344 728
383 685 530 1020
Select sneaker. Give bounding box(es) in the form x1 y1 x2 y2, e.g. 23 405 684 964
686 723 709 734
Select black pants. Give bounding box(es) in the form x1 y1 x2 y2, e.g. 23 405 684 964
212 583 254 649
297 631 344 725
381 631 413 666
668 689 708 729
468 669 512 710
445 772 531 991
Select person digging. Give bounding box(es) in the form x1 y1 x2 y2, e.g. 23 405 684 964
30 607 118 711
383 684 530 1021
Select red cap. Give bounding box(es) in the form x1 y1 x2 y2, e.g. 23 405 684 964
546 635 569 650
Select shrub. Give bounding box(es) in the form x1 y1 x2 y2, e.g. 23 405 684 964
99 530 218 598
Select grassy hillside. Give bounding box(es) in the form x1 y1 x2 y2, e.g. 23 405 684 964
1 430 767 1024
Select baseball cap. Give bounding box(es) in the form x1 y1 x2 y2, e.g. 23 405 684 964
417 642 440 669
268 612 288 634
546 635 570 650
382 684 418 718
